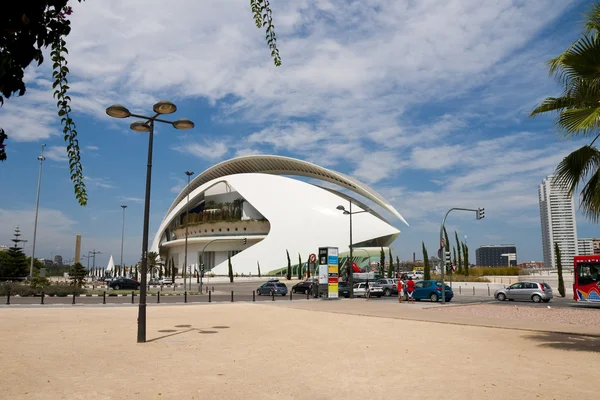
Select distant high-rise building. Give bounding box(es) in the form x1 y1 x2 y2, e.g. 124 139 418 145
475 245 517 267
54 255 63 266
578 238 600 256
578 238 594 256
539 175 578 269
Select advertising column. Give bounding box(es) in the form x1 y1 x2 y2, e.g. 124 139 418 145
327 247 339 298
318 247 339 299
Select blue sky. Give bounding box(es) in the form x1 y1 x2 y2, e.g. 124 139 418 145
0 0 598 267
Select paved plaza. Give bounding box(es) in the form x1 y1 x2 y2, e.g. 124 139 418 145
0 301 598 400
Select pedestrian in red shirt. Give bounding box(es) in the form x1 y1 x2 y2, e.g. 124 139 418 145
406 278 415 303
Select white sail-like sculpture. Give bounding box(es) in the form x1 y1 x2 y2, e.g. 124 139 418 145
105 255 115 276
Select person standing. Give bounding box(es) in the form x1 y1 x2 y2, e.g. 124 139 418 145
397 278 405 303
406 277 415 303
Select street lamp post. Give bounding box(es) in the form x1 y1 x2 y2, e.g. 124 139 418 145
120 205 127 279
439 207 485 304
183 171 195 292
90 249 101 279
30 144 46 279
336 201 369 299
106 101 194 343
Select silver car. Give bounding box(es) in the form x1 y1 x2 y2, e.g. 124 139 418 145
494 281 553 303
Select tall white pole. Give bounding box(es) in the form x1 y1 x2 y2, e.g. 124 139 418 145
184 171 194 291
120 205 127 278
30 144 46 279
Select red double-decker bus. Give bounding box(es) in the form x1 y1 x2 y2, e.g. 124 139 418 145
573 255 600 302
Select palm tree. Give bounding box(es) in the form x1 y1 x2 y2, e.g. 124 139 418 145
531 3 600 222
147 251 159 277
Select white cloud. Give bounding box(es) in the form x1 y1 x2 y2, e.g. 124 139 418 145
84 176 114 189
44 146 68 162
171 138 229 160
85 145 99 151
118 196 144 204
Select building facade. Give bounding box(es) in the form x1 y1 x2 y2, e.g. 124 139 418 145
475 245 517 267
539 175 578 269
578 238 600 256
152 155 409 276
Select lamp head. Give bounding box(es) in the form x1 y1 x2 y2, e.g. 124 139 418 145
336 205 345 211
106 104 131 118
153 100 177 115
130 121 151 132
173 118 195 130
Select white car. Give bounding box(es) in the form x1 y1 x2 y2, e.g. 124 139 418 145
353 282 383 298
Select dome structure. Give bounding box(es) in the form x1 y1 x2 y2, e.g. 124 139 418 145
152 155 408 276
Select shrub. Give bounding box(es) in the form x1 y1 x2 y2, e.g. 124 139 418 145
0 282 85 297
470 267 520 276
431 274 489 283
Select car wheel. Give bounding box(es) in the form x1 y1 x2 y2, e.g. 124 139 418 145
114 285 120 290
430 293 439 302
532 294 542 303
497 293 506 301
542 299 550 303
257 290 261 296
384 289 391 297
136 285 140 290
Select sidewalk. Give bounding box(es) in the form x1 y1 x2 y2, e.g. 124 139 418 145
1 303 597 399
267 299 600 336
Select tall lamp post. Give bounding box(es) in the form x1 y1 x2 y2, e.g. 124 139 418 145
30 144 46 279
90 249 102 278
439 207 485 304
120 205 127 278
183 171 195 292
336 201 369 299
106 101 194 343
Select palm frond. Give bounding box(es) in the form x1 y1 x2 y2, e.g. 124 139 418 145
584 2 600 35
530 96 579 116
556 35 600 83
556 107 600 136
580 167 600 223
555 145 600 195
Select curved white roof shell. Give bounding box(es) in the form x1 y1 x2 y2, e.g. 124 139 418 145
164 155 408 226
152 173 401 275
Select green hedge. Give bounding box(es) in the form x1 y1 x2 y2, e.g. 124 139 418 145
471 267 520 276
0 283 85 297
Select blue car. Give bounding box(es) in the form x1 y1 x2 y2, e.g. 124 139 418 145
412 280 453 302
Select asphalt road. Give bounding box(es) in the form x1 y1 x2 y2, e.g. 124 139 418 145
4 291 596 309
3 279 597 309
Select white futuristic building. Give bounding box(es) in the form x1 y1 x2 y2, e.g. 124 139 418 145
151 155 408 275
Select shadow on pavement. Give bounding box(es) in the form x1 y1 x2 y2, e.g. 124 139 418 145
524 332 600 353
147 328 199 343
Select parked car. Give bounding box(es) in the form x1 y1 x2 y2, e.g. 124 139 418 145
148 277 163 285
292 280 314 294
376 278 398 296
494 282 553 303
257 281 288 296
159 278 173 285
353 282 383 298
109 277 141 290
338 281 350 298
412 280 453 302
